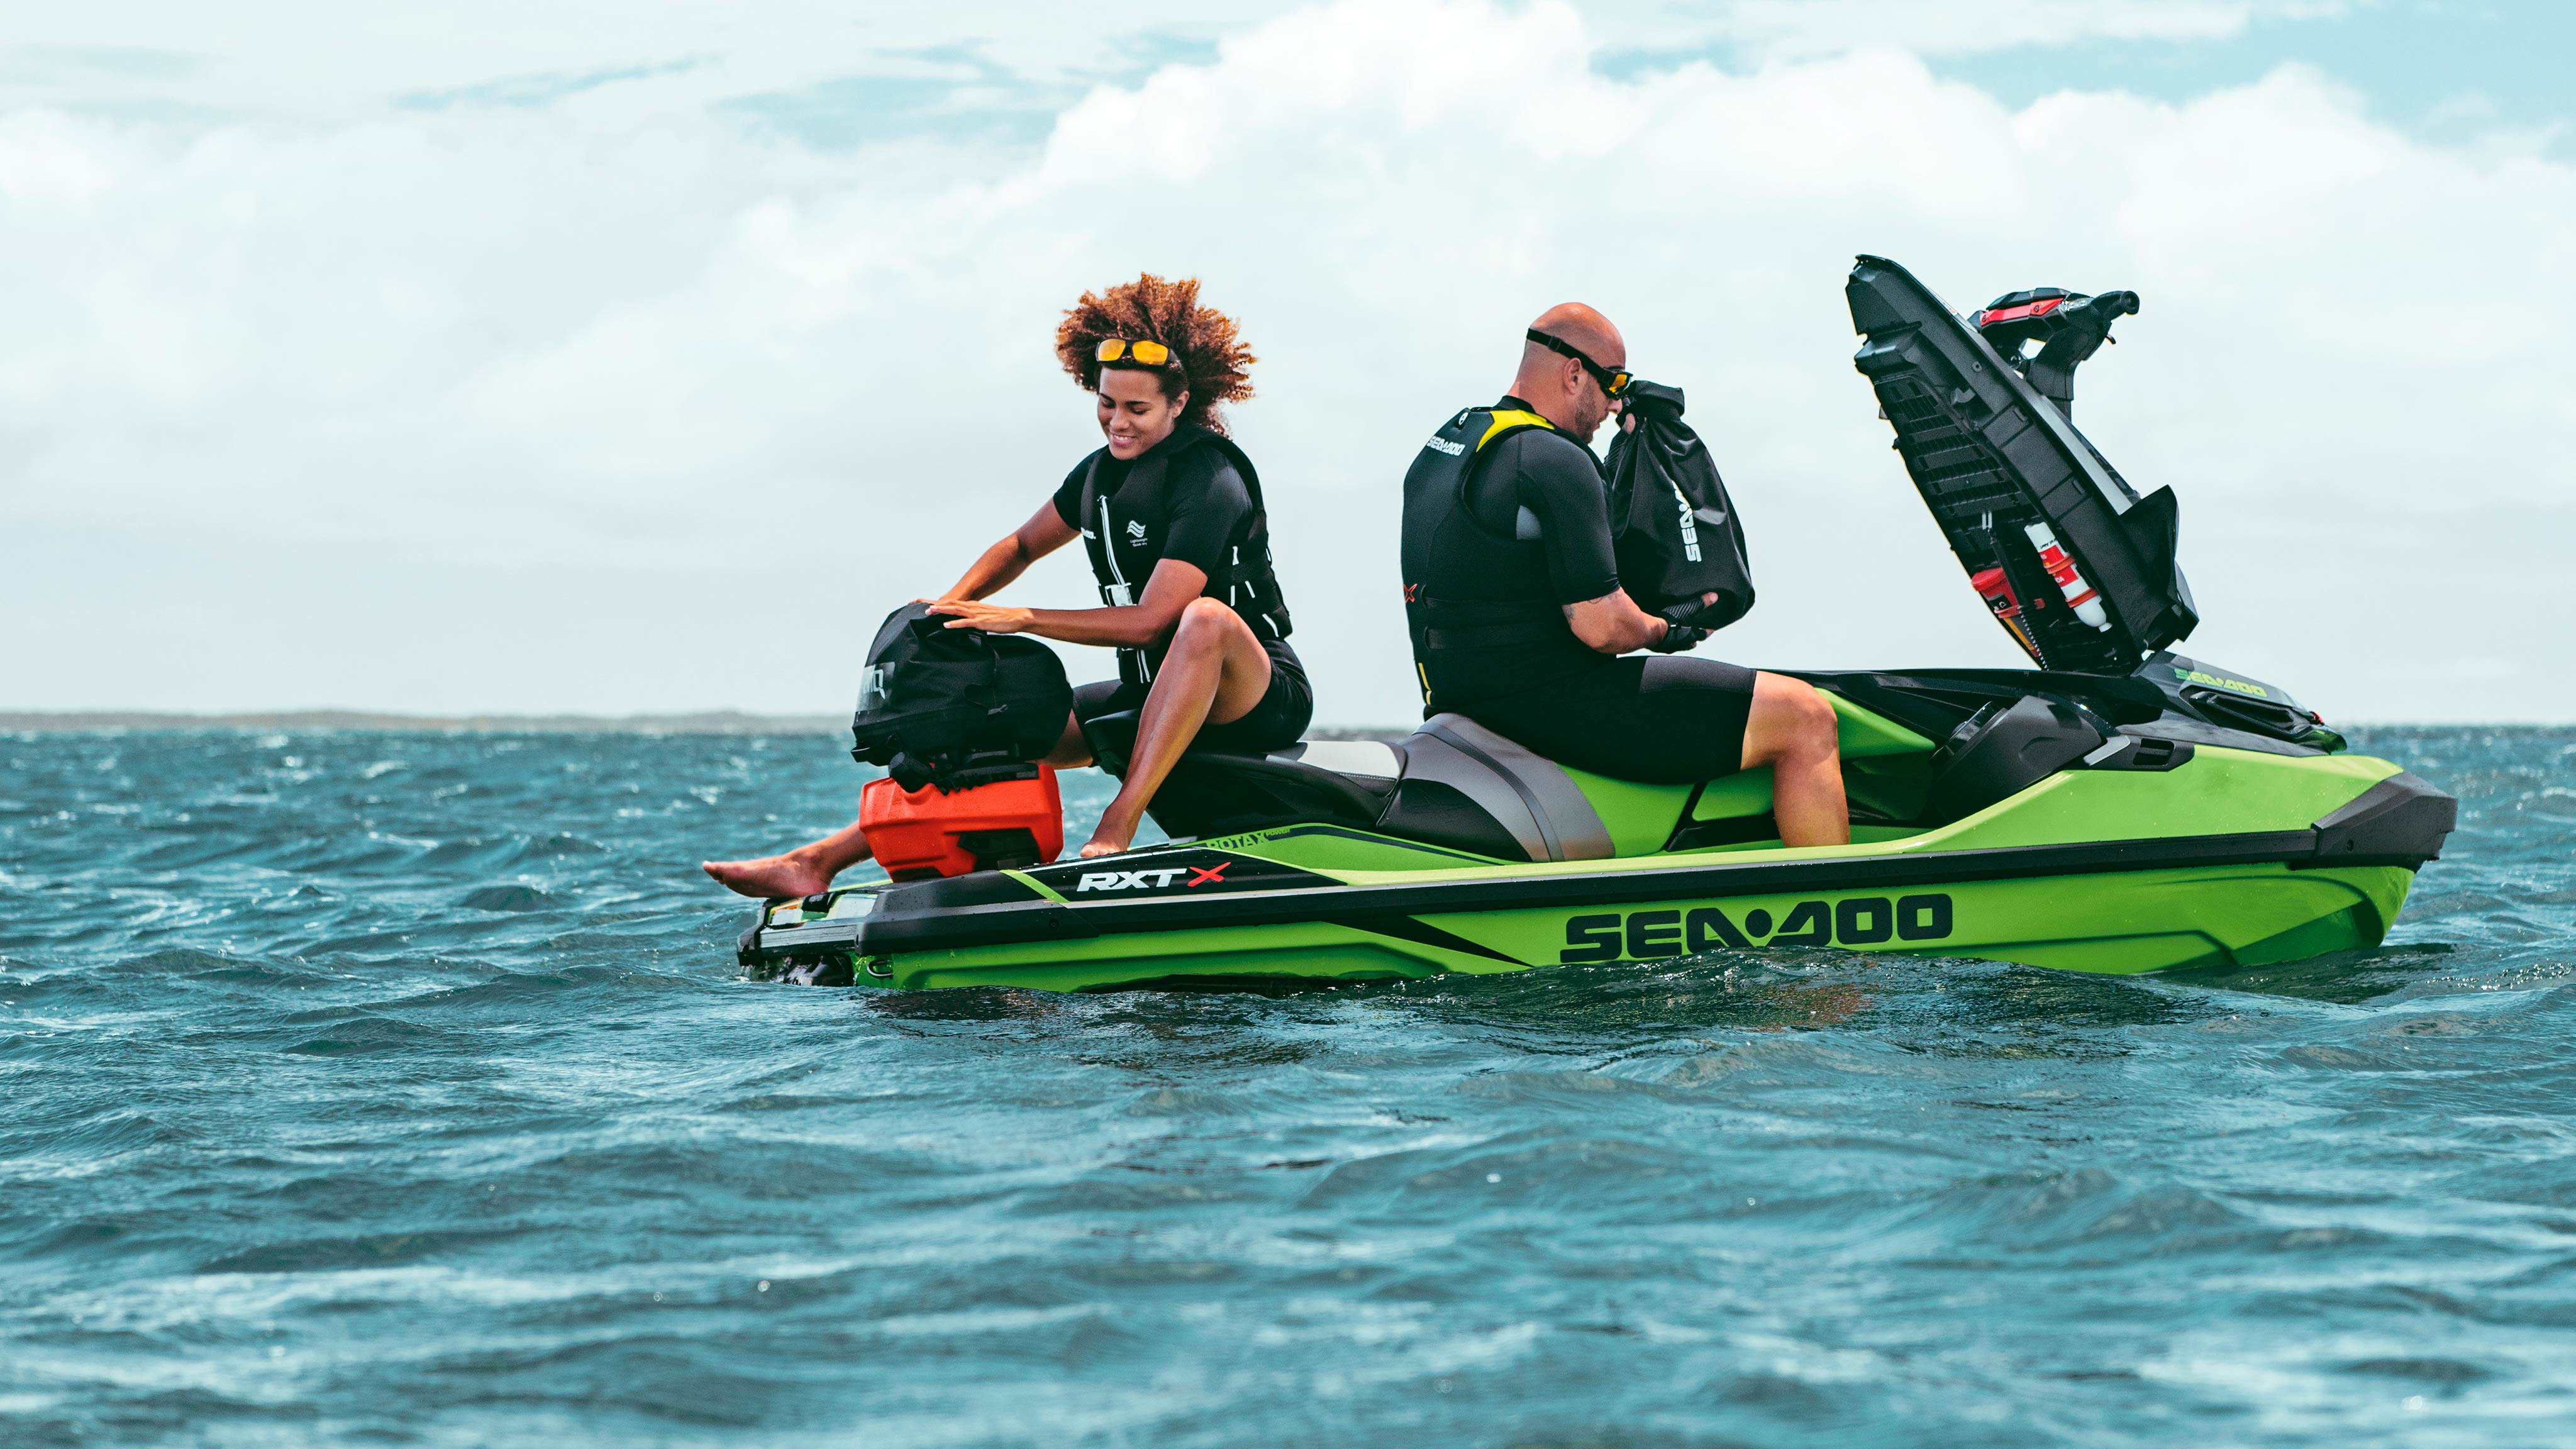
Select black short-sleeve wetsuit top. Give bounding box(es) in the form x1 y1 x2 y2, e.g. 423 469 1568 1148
1401 396 1623 707
1400 397 1756 784
1051 426 1289 674
1051 423 1311 755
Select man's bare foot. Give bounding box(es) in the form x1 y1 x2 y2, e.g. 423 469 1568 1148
701 852 835 899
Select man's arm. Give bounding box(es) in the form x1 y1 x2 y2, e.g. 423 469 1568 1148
1565 587 1723 654
1563 589 1671 654
1505 432 1665 653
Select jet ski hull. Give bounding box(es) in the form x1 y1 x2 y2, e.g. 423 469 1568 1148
740 723 2450 992
748 859 2417 993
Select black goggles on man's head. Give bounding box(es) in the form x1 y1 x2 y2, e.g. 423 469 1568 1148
1526 328 1631 397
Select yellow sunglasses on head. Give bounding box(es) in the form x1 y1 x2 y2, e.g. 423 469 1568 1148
1095 338 1174 367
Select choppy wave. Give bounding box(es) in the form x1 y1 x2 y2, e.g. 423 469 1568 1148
1 726 2570 1445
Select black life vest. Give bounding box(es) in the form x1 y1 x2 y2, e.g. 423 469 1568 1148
1601 380 1754 629
1399 405 1589 709
1074 424 1291 689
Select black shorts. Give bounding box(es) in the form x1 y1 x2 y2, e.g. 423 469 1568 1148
1072 636 1313 756
1460 655 1758 784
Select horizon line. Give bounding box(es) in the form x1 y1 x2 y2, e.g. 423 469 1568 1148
3 709 2565 736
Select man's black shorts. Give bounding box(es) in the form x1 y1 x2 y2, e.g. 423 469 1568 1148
1461 655 1758 784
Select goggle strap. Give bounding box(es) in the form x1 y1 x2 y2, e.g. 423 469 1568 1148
1526 328 1628 396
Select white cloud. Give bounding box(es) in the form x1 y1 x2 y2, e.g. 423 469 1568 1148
2 0 2568 722
1600 0 2345 61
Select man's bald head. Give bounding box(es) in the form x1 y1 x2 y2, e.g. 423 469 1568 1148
1510 302 1627 444
1523 303 1624 370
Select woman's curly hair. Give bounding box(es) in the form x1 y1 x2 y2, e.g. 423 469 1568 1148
1055 274 1255 435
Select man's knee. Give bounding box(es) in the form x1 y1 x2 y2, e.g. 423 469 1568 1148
1790 682 1839 758
1759 673 1840 759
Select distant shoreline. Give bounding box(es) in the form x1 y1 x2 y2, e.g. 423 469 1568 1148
4 711 2538 738
1 711 1411 740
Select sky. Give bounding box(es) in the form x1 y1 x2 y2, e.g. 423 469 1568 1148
3 0 2570 724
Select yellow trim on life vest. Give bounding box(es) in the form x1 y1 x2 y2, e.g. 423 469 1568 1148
1476 408 1555 450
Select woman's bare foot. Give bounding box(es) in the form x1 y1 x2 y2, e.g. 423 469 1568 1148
1078 811 1138 858
701 851 835 899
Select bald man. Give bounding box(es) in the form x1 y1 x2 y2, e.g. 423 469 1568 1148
1396 305 1849 846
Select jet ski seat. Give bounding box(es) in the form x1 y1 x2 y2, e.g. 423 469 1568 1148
1383 716 1616 862
1085 708 1622 863
1078 709 1396 835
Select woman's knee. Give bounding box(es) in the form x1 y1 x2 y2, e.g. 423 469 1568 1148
1042 709 1093 767
1169 596 1236 649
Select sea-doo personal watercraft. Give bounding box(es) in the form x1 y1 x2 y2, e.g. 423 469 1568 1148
741 257 2453 991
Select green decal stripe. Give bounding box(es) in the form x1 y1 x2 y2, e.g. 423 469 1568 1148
1255 822 1497 865
1008 869 1068 903
856 827 2366 954
1346 916 1526 966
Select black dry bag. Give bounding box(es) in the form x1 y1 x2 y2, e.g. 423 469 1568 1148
848 602 1072 792
1602 380 1754 630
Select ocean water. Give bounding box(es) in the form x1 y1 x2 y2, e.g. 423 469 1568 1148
2 725 2572 1448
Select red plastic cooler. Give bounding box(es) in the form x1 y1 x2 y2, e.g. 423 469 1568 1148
858 766 1063 880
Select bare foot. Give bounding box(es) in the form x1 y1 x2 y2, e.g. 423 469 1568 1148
701 852 834 899
1078 816 1136 858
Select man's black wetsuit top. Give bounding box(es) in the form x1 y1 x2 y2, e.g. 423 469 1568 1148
1052 424 1311 753
1401 399 1622 706
1399 397 1754 783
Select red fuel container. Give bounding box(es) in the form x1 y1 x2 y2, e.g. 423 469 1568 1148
858 766 1064 880
1972 565 2041 662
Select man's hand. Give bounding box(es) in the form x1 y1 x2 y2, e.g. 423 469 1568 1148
1658 592 1723 626
926 600 1035 633
1565 587 1671 654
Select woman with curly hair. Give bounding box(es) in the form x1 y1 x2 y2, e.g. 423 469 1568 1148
704 275 1309 892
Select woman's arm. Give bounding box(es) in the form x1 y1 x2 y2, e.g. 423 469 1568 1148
936 502 1081 603
928 557 1209 649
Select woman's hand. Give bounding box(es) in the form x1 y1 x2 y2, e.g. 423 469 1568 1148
927 600 1035 633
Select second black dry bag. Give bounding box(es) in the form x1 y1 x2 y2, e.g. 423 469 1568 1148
1602 379 1754 630
848 602 1072 791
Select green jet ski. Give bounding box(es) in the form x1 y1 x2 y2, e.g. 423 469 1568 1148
741 257 2455 992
